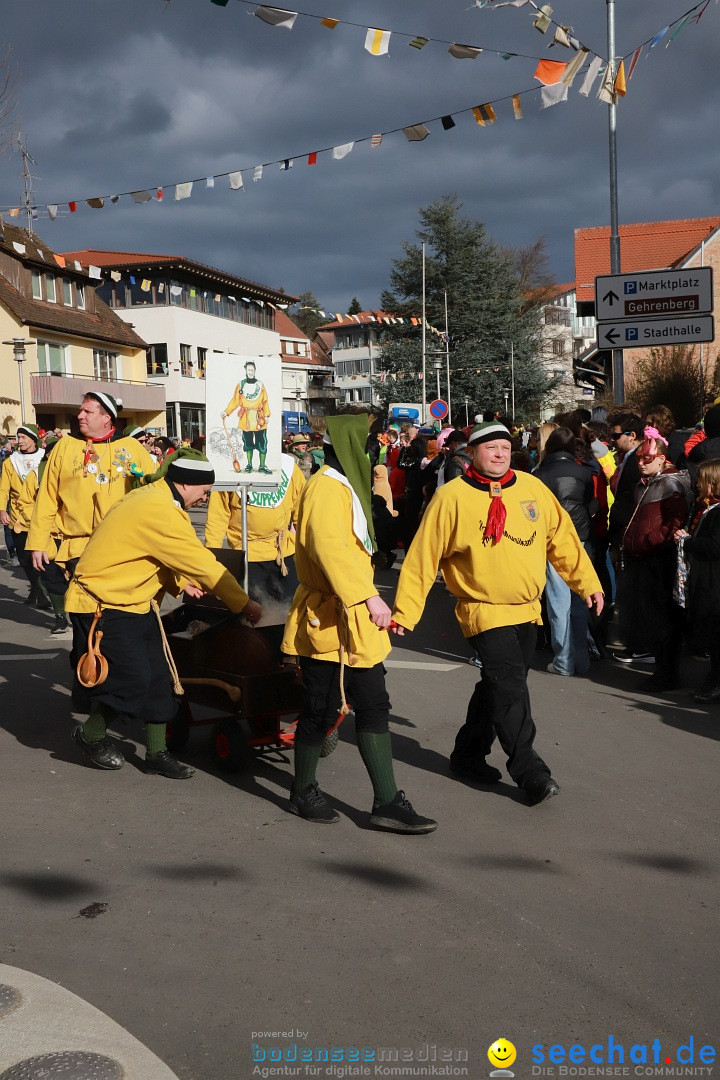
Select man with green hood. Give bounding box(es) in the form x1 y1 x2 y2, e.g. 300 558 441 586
281 413 437 833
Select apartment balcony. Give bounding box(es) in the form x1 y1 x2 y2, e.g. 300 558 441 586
307 384 341 400
30 372 165 413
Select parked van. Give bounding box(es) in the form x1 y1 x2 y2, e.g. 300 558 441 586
282 410 313 435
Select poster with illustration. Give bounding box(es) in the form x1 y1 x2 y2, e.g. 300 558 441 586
205 352 283 488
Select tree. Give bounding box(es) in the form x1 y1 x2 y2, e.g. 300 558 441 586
347 297 362 315
625 344 717 427
376 195 557 420
290 290 327 338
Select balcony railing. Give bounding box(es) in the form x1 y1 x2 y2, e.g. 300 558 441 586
30 371 165 412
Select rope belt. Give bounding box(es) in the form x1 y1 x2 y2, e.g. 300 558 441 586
252 529 288 576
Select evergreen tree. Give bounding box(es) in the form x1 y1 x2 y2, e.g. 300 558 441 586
376 195 557 420
290 290 327 338
347 297 363 315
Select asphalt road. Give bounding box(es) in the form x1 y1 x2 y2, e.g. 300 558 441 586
0 552 717 1080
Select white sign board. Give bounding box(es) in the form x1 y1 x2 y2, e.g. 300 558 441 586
594 268 714 322
596 316 714 350
205 352 283 488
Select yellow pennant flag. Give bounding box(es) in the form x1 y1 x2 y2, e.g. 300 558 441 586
614 59 627 97
365 27 390 55
512 94 523 119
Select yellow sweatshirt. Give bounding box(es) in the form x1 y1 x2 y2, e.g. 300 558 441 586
393 471 602 637
0 456 39 532
26 435 156 561
204 456 305 562
281 467 390 667
65 480 250 616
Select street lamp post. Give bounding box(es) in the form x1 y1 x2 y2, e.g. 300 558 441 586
294 387 302 433
433 358 443 402
3 337 36 424
503 387 510 418
464 396 470 426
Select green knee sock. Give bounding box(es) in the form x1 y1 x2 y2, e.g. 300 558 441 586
145 723 167 759
48 591 65 617
82 704 110 745
356 731 398 805
294 743 323 793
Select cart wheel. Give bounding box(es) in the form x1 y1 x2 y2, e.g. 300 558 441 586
320 728 339 758
166 704 191 752
212 719 249 772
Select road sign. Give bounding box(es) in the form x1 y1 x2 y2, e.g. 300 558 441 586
594 267 714 322
429 398 448 420
596 315 714 350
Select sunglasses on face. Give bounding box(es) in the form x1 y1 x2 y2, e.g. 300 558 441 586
610 431 631 440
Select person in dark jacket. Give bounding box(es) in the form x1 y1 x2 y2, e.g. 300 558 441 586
622 427 692 692
535 427 598 676
674 459 720 702
439 430 472 486
687 404 720 479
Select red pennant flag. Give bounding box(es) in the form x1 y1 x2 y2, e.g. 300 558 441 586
68 202 77 213
307 152 317 165
534 59 567 85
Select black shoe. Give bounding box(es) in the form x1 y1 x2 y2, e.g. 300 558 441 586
526 776 560 806
612 649 655 665
289 782 339 823
449 757 502 784
35 590 52 611
693 686 720 703
643 673 679 694
51 615 70 635
145 750 194 779
72 725 124 770
258 466 273 475
369 790 438 834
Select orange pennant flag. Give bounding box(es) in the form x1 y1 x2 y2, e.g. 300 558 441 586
614 59 626 97
54 254 66 267
321 17 338 28
533 58 567 85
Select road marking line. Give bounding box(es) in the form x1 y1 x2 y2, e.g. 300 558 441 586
1 653 60 661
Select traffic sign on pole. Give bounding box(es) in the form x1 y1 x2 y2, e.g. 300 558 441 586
596 315 714 350
429 399 448 420
595 268 714 322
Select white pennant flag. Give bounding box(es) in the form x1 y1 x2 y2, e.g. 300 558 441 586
541 82 569 107
12 242 26 254
254 6 298 29
47 205 58 221
579 55 603 96
365 28 390 55
596 64 615 104
206 176 215 188
88 265 102 279
174 182 193 201
253 165 263 182
228 171 244 190
332 142 354 160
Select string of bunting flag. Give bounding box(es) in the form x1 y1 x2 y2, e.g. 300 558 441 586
0 0 712 220
213 0 608 66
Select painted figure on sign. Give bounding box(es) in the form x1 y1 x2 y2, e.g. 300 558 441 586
222 361 272 475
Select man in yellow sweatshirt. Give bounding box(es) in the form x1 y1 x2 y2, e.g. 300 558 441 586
27 391 156 633
65 449 261 779
392 421 603 806
281 413 437 833
204 452 305 608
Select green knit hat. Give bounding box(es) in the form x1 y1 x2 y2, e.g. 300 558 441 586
145 447 215 486
325 414 376 551
123 424 146 439
17 423 40 446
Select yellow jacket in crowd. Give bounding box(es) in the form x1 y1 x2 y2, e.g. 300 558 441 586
0 457 39 532
204 456 305 562
393 472 602 637
65 480 250 616
281 467 390 667
27 435 156 561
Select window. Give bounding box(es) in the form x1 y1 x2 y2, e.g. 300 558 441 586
552 339 565 356
31 270 42 299
94 349 118 381
77 283 85 309
45 275 57 303
197 347 207 379
146 343 169 377
37 341 66 375
63 279 73 306
360 387 374 403
180 343 193 377
179 405 205 441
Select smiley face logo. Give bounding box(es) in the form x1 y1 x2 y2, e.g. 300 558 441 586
488 1039 517 1070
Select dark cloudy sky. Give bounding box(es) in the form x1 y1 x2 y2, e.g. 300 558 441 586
0 0 717 315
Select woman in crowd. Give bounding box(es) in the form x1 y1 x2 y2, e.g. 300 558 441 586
622 426 692 692
674 459 720 703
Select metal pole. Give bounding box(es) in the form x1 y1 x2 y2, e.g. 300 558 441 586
699 240 706 414
444 290 452 424
464 397 469 426
607 0 623 404
510 341 515 423
435 362 441 401
421 242 426 424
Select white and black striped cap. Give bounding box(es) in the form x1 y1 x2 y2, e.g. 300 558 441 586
166 454 216 486
85 391 122 421
467 421 513 446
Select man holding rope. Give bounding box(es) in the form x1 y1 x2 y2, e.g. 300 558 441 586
65 449 261 779
281 413 437 833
